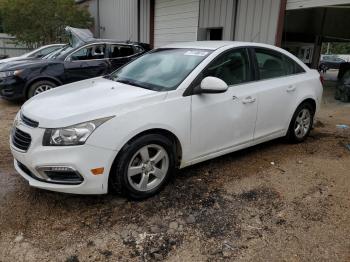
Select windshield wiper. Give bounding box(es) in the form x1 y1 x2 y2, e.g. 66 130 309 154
115 78 153 90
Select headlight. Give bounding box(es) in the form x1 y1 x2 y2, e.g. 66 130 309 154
0 70 22 78
43 117 114 146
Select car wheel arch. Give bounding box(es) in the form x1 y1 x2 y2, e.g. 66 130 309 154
109 128 183 178
287 97 317 131
25 77 62 97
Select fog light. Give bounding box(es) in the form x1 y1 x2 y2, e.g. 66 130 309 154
36 166 84 185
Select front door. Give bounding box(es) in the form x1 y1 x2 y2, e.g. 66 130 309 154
190 48 258 161
64 44 110 83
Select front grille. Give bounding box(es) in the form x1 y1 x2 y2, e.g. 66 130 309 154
11 128 32 151
20 113 39 128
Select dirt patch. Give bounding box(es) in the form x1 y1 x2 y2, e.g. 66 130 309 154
1 83 350 261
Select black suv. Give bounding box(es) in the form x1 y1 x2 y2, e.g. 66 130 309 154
0 40 150 100
335 63 350 102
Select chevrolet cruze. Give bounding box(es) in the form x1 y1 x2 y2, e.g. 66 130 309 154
10 41 323 199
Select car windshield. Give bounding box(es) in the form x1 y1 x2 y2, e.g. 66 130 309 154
109 48 212 91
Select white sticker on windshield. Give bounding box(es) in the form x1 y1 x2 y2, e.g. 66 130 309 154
184 50 208 56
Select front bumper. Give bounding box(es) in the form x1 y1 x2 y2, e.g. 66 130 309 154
0 76 26 100
10 121 117 194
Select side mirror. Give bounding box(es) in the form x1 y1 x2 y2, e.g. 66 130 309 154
195 77 228 94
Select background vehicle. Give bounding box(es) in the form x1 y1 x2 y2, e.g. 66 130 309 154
335 63 350 102
10 41 323 199
0 40 150 100
319 55 346 71
0 55 9 60
0 44 65 65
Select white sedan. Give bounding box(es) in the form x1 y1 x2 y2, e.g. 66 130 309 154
10 41 323 199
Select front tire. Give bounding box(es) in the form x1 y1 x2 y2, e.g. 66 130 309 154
27 80 57 99
286 102 314 143
109 134 176 199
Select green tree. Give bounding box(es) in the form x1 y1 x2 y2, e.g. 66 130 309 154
1 0 93 48
322 42 350 55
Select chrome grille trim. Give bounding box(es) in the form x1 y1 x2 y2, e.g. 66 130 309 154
20 112 39 128
11 128 32 152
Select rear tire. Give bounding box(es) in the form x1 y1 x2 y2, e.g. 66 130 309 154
27 80 57 99
340 92 350 102
286 102 315 143
109 134 176 200
334 88 341 100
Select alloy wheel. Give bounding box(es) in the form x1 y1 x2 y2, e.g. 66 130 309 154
127 144 169 192
294 108 311 139
33 84 54 96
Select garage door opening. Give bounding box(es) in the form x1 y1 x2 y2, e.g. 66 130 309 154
282 4 350 69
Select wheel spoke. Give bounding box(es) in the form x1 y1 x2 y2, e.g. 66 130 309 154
138 174 149 190
296 116 302 124
36 87 43 94
128 165 143 176
151 149 165 164
140 147 150 162
301 110 307 119
303 118 310 126
153 167 164 179
295 124 301 134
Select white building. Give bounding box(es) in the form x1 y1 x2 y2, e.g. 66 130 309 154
0 33 30 58
77 0 350 68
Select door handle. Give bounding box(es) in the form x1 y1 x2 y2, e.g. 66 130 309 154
286 85 296 92
242 96 256 104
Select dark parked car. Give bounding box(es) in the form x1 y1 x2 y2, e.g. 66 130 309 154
319 55 346 72
0 40 150 100
0 44 65 65
335 63 350 102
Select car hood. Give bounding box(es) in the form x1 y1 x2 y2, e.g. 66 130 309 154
0 58 52 71
0 56 27 64
21 77 165 128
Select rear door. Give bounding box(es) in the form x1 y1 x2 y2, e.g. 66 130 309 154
64 43 110 83
252 48 306 141
107 44 143 73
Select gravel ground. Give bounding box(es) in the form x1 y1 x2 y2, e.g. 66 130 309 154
0 82 350 261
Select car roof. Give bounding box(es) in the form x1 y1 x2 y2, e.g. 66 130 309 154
162 41 279 50
85 39 148 46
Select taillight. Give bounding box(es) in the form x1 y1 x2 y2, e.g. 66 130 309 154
320 75 324 85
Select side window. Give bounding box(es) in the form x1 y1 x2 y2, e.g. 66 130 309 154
110 45 135 58
30 46 61 58
283 55 305 75
133 46 144 54
70 44 106 61
202 48 252 86
255 48 304 80
255 49 285 80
